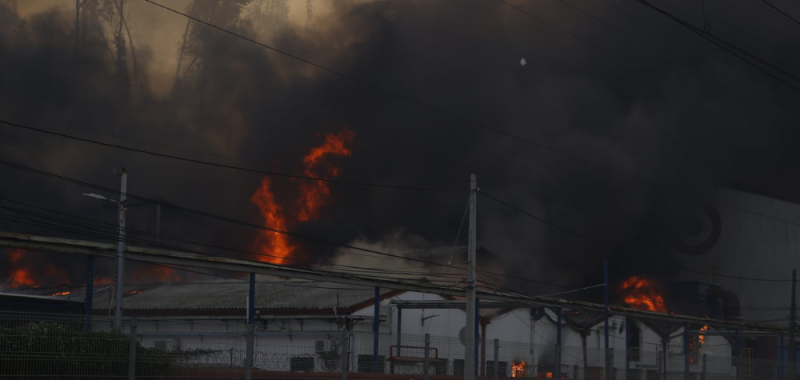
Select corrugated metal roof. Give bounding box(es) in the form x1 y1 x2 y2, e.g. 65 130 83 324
119 281 388 310
9 281 396 311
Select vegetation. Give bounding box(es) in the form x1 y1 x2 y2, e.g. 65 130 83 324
0 322 172 377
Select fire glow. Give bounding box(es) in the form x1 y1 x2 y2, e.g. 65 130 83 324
698 324 708 346
512 361 526 377
617 276 668 313
3 249 70 289
47 291 71 296
250 128 355 265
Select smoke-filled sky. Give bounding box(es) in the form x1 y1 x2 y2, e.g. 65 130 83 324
1 0 799 299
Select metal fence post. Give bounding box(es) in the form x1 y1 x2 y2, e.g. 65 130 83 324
341 330 349 380
493 338 499 380
702 354 707 380
245 323 254 380
128 318 137 380
424 333 431 380
246 273 255 380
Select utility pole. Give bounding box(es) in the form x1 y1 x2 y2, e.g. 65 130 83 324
465 173 477 380
790 269 797 380
114 168 127 330
604 260 611 380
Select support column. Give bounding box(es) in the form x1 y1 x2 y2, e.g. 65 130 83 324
604 260 611 380
85 255 94 332
341 330 349 380
466 173 477 380
684 323 690 380
494 338 500 380
556 308 562 380
245 273 255 380
128 318 137 380
781 332 785 380
475 297 480 376
702 354 707 380
662 340 668 380
625 316 631 380
373 286 380 373
424 333 432 380
735 329 741 380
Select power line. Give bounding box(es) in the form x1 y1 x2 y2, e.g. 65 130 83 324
0 160 571 289
0 118 463 192
0 196 464 277
0 202 467 282
500 0 685 59
480 190 795 283
142 0 791 225
759 0 800 28
631 0 800 91
0 109 269 167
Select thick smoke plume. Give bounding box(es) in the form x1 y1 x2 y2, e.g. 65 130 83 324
0 0 799 299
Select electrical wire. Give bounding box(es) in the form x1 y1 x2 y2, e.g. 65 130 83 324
137 0 800 233
759 0 800 28
480 189 795 283
631 0 800 91
0 158 471 270
0 118 464 192
0 206 466 284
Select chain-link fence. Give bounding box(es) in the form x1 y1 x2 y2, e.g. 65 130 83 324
0 310 790 379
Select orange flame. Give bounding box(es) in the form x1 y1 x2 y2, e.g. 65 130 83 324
94 276 114 285
4 249 70 289
296 128 356 222
698 324 708 346
251 128 355 265
133 265 180 283
618 276 668 312
48 291 71 296
512 361 526 377
9 267 35 288
251 177 295 265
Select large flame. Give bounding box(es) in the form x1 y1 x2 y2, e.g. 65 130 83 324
251 128 355 264
251 177 295 265
296 128 356 222
512 361 526 377
618 276 668 313
3 249 70 289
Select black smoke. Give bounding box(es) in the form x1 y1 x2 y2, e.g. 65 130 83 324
0 0 798 297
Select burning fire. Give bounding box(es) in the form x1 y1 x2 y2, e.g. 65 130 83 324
133 265 180 283
3 249 71 289
617 276 668 313
689 323 709 364
94 276 114 285
512 361 526 377
251 128 355 264
47 291 71 296
698 324 708 346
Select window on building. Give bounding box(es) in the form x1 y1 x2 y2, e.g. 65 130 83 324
290 357 315 372
357 354 385 373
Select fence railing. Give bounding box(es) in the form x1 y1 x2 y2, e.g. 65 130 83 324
0 310 788 379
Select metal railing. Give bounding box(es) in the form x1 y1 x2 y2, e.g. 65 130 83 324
0 310 787 380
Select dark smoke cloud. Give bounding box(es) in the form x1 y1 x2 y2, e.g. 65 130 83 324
0 0 798 297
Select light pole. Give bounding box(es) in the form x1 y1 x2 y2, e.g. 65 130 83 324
83 167 127 330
